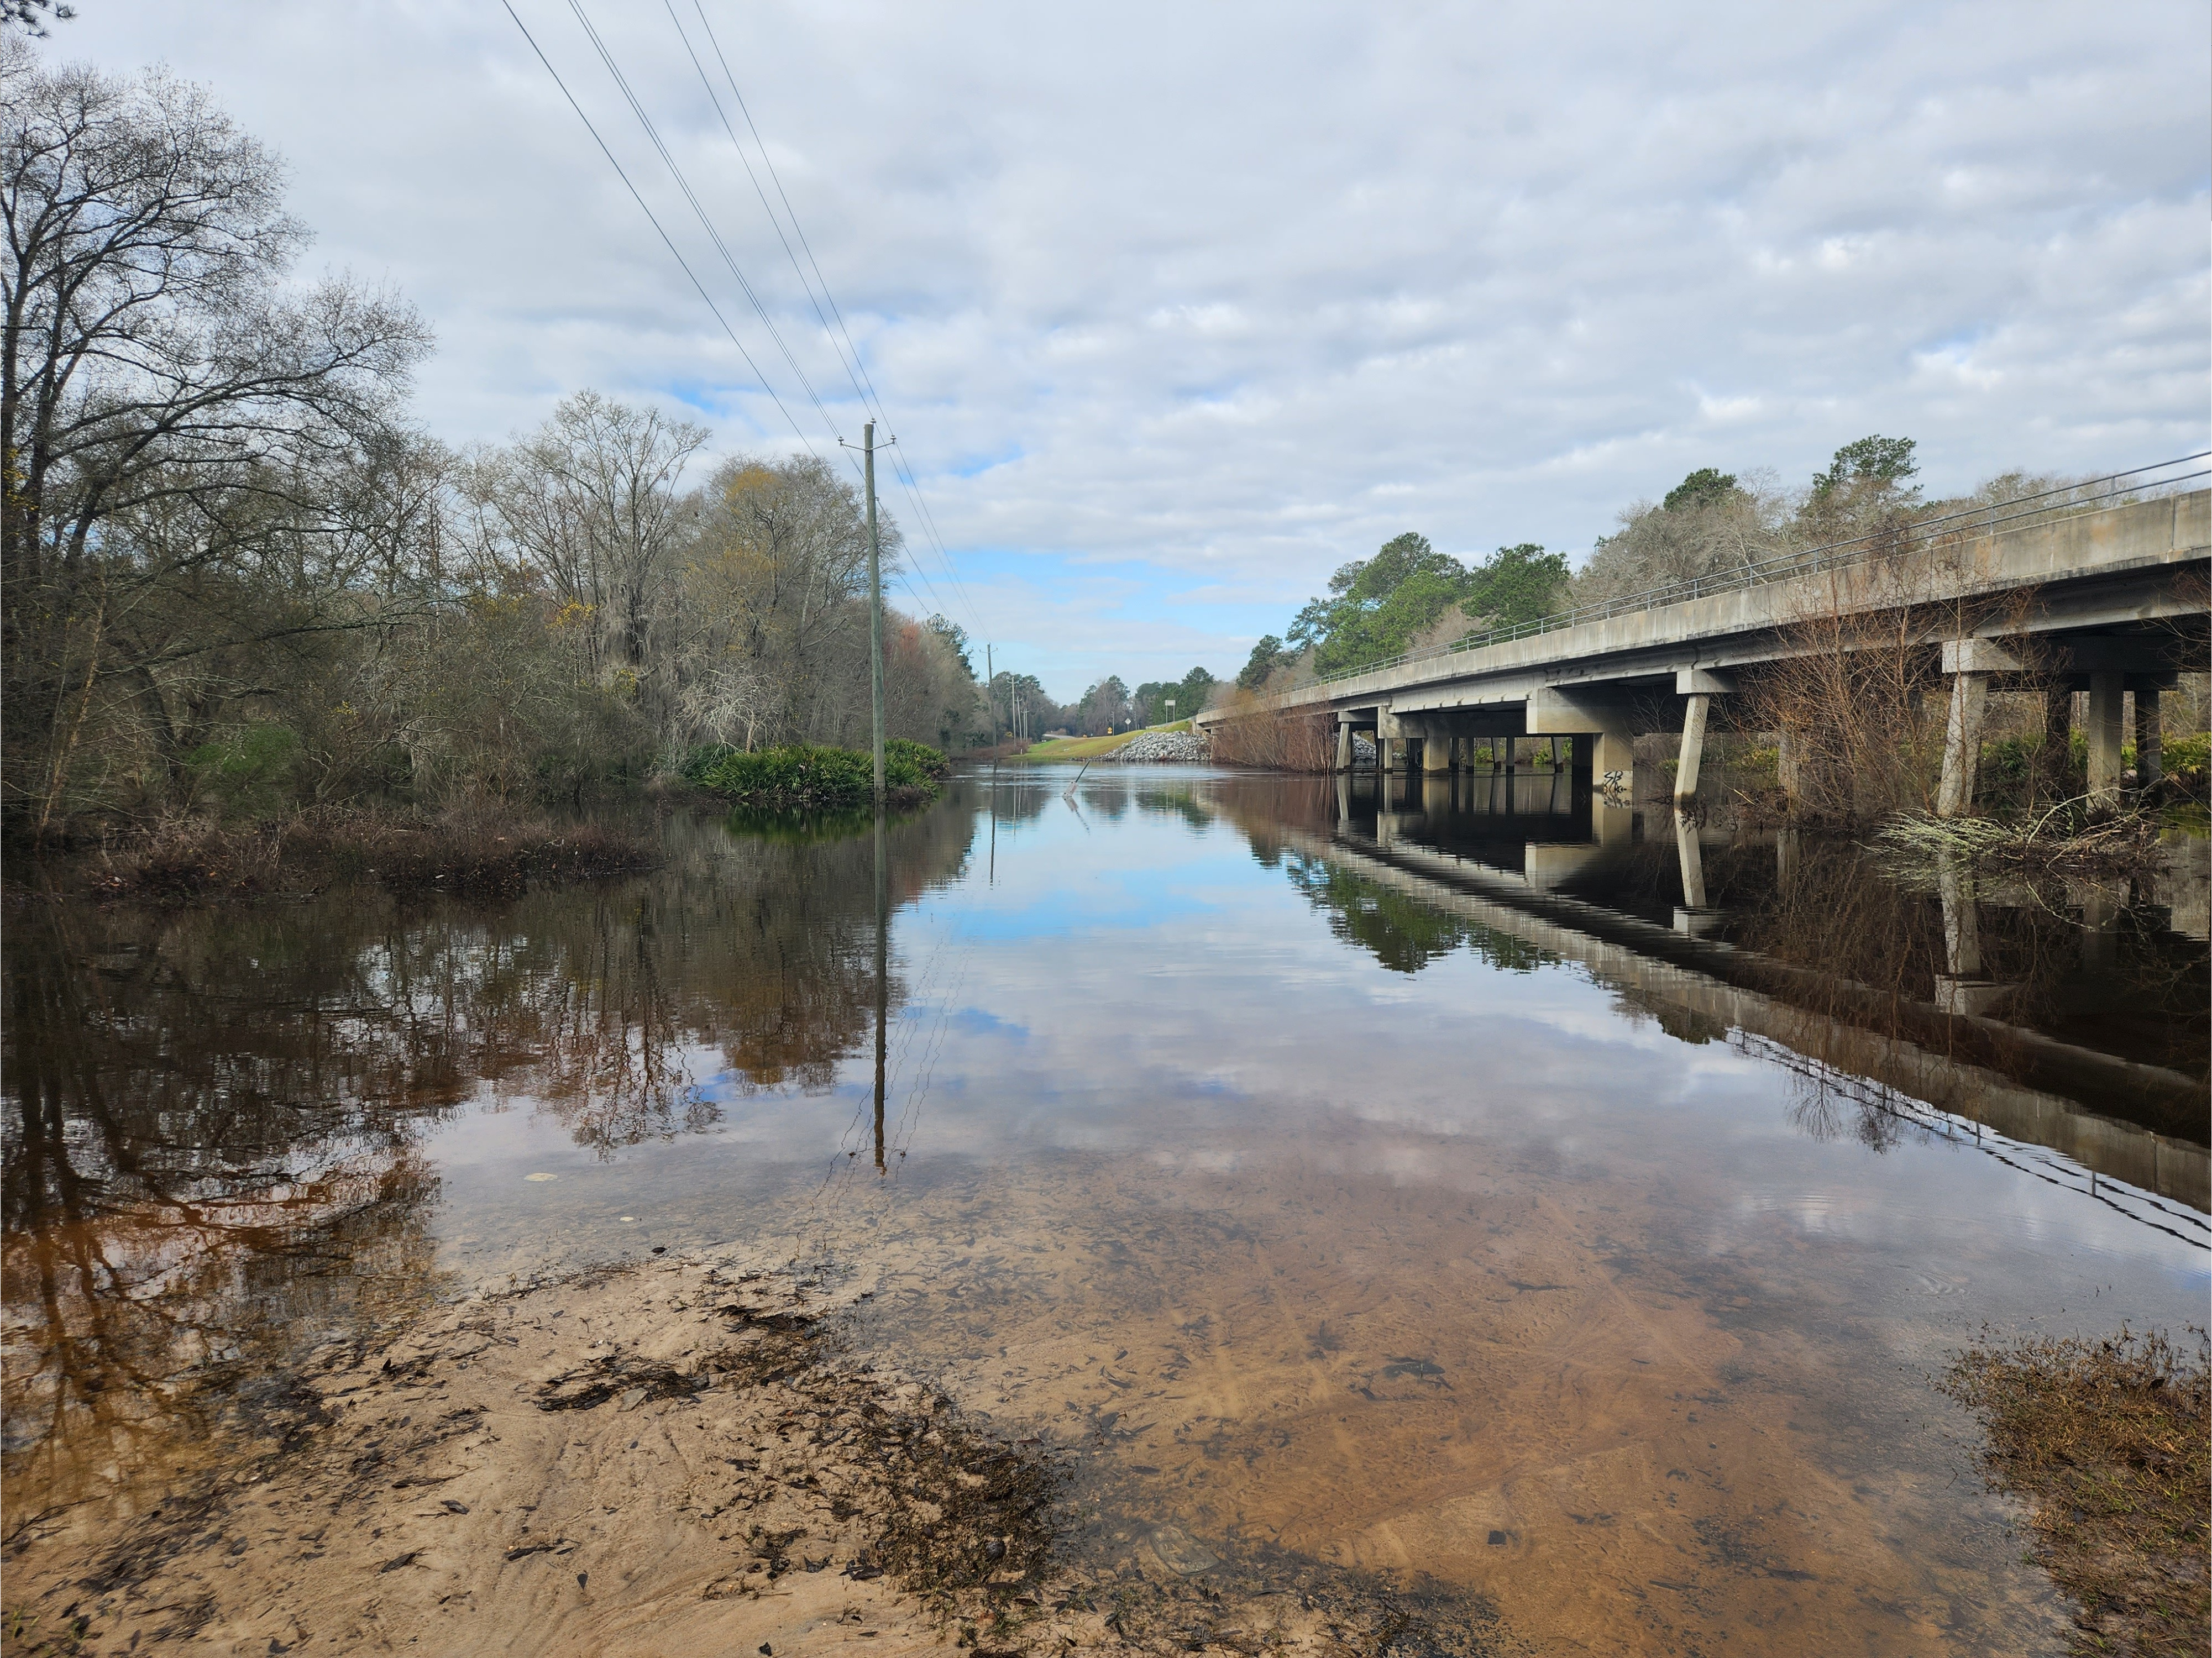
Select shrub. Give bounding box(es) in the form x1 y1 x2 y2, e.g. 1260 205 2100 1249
184 725 300 819
2164 731 2209 799
689 742 948 808
886 738 951 782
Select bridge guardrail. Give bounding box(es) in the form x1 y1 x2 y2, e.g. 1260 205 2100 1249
1239 453 2210 705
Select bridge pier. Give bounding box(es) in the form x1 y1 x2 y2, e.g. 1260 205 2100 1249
1676 695 1709 805
1935 851 2013 1015
1937 639 2018 818
1673 814 1722 935
2137 686 2162 787
1776 730 1804 811
2087 671 2124 805
1529 688 1636 801
1334 717 1353 774
1673 668 1735 807
1417 720 1451 775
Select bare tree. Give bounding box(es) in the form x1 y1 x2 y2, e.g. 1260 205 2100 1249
678 452 888 746
465 391 706 684
1 43 429 828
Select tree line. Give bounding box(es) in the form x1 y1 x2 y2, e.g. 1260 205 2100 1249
1 45 1001 842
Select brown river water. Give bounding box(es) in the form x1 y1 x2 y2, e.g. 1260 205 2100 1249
6 769 2207 1655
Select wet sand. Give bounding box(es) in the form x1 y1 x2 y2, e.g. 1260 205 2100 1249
813 1148 2077 1657
1 1255 1509 1657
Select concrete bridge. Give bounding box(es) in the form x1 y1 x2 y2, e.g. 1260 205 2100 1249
1198 485 2210 815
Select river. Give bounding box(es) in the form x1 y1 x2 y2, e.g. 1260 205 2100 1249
5 768 2206 1654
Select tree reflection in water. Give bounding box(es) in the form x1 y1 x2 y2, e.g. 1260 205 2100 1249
1 806 974 1521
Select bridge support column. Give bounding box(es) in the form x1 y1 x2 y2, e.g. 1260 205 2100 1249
1673 813 1721 935
1673 668 1734 808
1530 688 1637 800
2136 686 2162 788
1676 696 1710 806
1937 676 1988 818
1935 851 2012 1015
1776 729 1804 810
2087 671 2124 806
1595 732 1633 795
1938 641 2017 819
2040 686 2074 802
1418 722 1451 775
1334 718 1353 773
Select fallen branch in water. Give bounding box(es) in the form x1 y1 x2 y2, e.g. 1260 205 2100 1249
1870 800 2167 879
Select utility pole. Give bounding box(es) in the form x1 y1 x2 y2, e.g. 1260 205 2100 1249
985 643 995 751
865 421 885 803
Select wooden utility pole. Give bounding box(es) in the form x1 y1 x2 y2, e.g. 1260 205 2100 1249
865 421 885 802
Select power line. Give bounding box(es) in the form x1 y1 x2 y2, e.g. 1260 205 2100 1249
677 2 987 638
687 0 893 423
570 1 983 641
665 0 876 425
496 0 817 453
511 0 989 648
564 0 848 453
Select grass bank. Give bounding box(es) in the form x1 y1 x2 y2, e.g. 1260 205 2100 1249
684 741 949 809
1024 720 1192 763
13 804 658 903
1941 1327 2208 1656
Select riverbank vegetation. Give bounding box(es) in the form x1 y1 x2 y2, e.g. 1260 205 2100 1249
1941 1328 2208 1657
29 804 657 902
684 739 949 810
1 46 987 879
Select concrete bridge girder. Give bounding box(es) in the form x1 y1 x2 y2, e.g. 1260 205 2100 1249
1243 494 2212 801
1206 495 2209 797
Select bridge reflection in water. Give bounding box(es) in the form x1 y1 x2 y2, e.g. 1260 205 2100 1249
1257 769 2209 1227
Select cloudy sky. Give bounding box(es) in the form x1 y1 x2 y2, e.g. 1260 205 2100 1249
61 1 2212 698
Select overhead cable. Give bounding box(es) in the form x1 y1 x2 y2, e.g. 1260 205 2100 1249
496 0 816 454
564 0 848 454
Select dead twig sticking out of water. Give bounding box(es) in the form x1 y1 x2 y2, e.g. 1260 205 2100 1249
1940 1326 2209 1657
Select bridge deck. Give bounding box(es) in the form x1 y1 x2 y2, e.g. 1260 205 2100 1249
1201 489 2209 727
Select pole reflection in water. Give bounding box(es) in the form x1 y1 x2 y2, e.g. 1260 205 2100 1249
874 806 889 1176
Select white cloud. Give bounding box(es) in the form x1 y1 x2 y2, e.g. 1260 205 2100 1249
53 0 2211 697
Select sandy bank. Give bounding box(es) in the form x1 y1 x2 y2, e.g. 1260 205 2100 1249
2 1254 1510 1658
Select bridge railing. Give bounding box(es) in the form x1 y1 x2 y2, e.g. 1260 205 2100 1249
1263 453 2211 699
